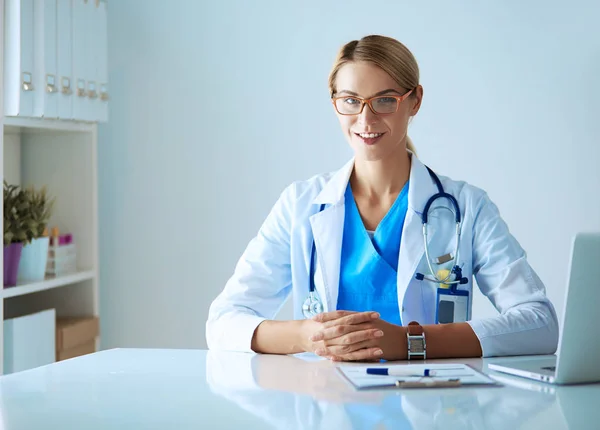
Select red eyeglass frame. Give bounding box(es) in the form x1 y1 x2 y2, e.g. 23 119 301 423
331 89 415 115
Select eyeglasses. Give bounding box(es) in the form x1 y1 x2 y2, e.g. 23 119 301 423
332 89 414 115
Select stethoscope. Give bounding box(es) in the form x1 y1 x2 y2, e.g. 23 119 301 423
302 166 468 319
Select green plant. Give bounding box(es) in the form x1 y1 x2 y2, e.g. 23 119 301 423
23 185 55 242
3 181 31 246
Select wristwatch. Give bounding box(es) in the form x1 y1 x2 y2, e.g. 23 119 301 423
407 321 426 360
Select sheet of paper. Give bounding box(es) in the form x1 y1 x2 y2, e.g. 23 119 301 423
337 363 498 389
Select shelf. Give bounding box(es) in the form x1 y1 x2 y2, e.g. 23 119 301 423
2 117 95 134
2 270 96 299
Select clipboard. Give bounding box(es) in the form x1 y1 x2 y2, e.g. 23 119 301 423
394 379 462 388
337 363 500 390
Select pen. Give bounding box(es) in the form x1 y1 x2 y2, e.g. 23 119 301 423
366 368 437 377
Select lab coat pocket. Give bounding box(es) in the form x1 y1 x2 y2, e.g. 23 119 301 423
413 257 438 324
423 211 456 265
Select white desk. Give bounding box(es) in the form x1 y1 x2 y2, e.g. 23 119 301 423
0 349 598 429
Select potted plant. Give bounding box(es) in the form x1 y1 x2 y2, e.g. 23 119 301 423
17 185 55 283
3 181 31 286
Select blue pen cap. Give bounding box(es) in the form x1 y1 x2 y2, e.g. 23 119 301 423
366 368 389 375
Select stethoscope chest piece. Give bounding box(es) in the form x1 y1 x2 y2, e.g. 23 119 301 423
302 291 324 319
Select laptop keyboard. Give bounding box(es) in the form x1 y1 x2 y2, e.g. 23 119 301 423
542 366 556 371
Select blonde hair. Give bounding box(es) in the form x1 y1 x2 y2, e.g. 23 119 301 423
328 35 420 155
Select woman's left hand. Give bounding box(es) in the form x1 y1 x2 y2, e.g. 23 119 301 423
310 311 407 362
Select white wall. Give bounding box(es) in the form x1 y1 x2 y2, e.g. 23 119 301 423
3 132 20 186
98 0 600 349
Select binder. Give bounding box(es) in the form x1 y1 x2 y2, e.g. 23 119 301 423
72 0 89 121
5 0 107 122
96 0 108 122
86 0 99 121
57 0 73 119
33 0 59 118
85 0 98 121
4 0 35 117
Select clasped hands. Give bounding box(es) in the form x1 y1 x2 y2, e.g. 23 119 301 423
303 310 406 362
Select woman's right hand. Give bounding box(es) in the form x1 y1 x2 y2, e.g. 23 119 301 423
300 310 384 361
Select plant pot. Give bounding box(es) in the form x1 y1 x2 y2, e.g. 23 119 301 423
4 242 24 287
18 237 50 283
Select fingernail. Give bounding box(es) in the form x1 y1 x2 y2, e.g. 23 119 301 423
371 312 380 319
309 333 321 341
374 330 384 337
374 349 383 356
316 349 326 356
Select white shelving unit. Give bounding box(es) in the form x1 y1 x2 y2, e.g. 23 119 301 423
2 270 96 299
1 0 105 374
0 119 100 375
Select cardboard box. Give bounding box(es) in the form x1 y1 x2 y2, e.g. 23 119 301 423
57 340 96 361
56 316 99 361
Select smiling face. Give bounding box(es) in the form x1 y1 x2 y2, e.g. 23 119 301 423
332 61 422 162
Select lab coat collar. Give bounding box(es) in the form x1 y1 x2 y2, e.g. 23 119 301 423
311 152 438 212
407 153 440 216
311 158 354 205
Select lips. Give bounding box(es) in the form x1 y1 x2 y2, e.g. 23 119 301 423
355 132 385 146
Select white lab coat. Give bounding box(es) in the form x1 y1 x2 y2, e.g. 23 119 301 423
206 154 559 357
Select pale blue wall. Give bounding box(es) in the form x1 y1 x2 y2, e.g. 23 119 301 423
98 0 600 349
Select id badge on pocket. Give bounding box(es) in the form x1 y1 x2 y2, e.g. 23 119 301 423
436 288 469 324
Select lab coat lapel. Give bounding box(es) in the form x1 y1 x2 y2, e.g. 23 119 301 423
310 159 354 312
397 155 440 305
309 204 344 312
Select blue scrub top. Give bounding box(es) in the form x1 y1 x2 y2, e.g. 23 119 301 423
336 181 410 326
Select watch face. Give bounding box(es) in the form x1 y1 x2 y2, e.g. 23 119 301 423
407 324 426 359
409 338 425 352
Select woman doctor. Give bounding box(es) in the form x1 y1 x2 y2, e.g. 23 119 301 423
206 35 559 362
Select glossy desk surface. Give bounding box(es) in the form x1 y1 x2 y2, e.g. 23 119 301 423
0 348 598 429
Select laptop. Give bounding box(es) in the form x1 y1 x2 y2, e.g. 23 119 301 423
488 232 600 385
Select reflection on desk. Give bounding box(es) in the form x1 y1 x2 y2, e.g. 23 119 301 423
0 349 597 429
206 351 560 430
